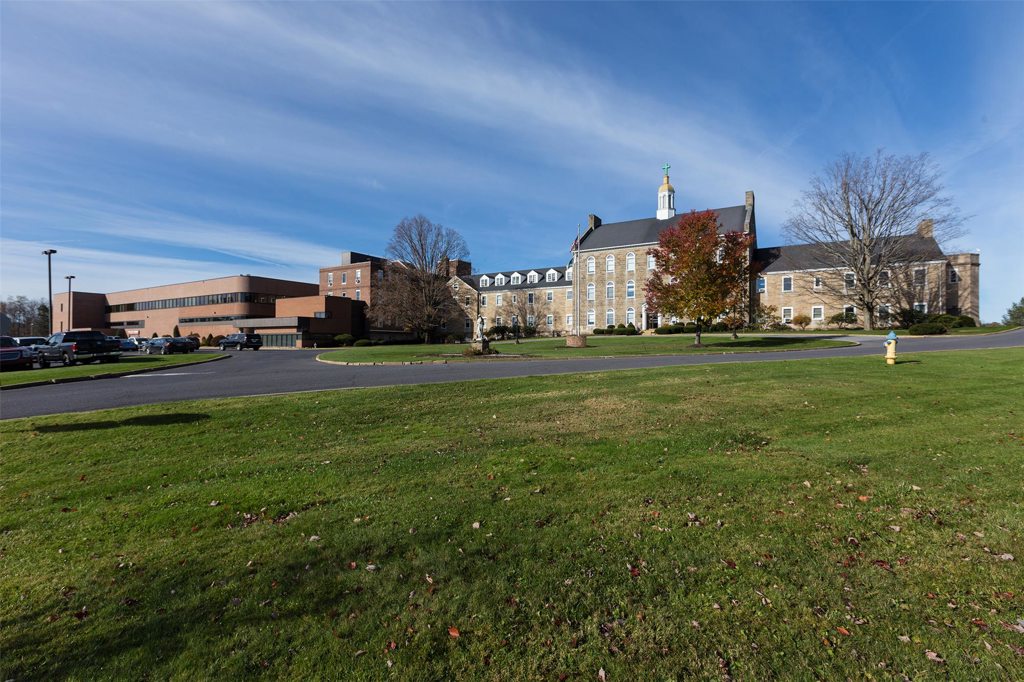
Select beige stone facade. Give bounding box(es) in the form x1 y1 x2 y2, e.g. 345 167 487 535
449 267 574 337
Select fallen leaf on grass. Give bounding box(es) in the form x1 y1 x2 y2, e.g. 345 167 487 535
836 626 851 636
857 495 871 503
925 650 945 664
597 668 606 681
996 553 1015 561
448 626 460 638
308 535 320 543
898 635 911 643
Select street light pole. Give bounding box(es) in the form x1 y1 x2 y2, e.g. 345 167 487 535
42 249 57 334
64 275 75 331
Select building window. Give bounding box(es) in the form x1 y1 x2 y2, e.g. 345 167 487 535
756 277 766 293
495 274 506 286
647 253 655 270
844 305 856 318
464 296 470 306
782 307 793 323
566 289 572 300
606 255 615 272
626 307 635 325
354 289 361 300
626 280 635 299
606 282 614 299
626 252 635 272
844 273 855 290
355 269 362 284
495 316 502 326
949 269 959 283
512 294 518 304
811 306 824 321
342 292 348 298
527 292 534 304
481 295 487 307
327 272 334 287
326 290 333 297
546 271 557 282
546 314 554 326
496 294 503 306
586 283 595 301
606 309 615 326
587 310 595 326
526 315 535 326
914 268 926 286
527 273 538 284
511 273 522 285
566 267 573 282
878 304 891 321
913 302 927 314
377 270 383 282
314 311 330 319
813 276 822 290
782 276 793 292
566 314 573 327
586 257 595 274
546 290 553 302
465 319 472 331
878 270 890 287
480 276 490 287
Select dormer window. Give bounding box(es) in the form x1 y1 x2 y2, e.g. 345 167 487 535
495 274 506 286
546 270 558 282
480 276 491 287
510 273 522 285
527 271 539 284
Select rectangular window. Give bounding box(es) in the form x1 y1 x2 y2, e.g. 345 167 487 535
481 295 487 307
782 307 793 323
512 294 517 304
377 270 384 282
756 277 766 293
844 273 855 290
647 254 655 270
913 302 927 314
914 268 926 286
566 314 573 326
355 269 362 284
496 294 503 306
327 272 334 287
495 316 502 326
546 314 554 325
844 305 856 317
546 290 553 302
566 290 572 300
949 269 959 283
782 276 792 293
587 310 595 326
464 296 470 306
606 309 614 325
527 315 535 326
354 289 361 300
813 276 822 289
811 306 824 321
527 293 534 304
341 272 347 284
878 270 890 287
878 304 890 319
465 319 472 330
547 272 556 282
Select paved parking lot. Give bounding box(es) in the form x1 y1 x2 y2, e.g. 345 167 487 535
2 330 1022 419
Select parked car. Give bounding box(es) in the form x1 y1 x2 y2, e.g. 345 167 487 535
219 333 262 351
119 338 140 351
13 336 47 349
145 337 191 355
1 336 35 371
182 336 200 351
36 331 122 367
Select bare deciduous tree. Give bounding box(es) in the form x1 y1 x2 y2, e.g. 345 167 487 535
785 150 964 330
369 215 469 342
1 296 50 336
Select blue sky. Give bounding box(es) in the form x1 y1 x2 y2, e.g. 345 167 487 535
2 2 1021 321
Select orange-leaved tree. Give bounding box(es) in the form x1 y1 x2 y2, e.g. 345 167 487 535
644 210 754 346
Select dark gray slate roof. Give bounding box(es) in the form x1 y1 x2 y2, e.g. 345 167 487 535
578 206 748 251
458 266 570 291
756 235 947 273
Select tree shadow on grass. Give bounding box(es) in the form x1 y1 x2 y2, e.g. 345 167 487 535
31 413 210 433
702 337 842 349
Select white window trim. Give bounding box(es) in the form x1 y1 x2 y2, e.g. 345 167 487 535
781 307 793 323
605 255 615 272
626 252 635 272
811 306 824 321
813 276 822 290
606 282 614 299
586 257 595 274
626 280 635 299
782 276 793 293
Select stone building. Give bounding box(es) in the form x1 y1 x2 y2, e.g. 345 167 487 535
449 266 574 337
573 168 757 331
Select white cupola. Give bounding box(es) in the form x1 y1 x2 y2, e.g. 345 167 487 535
656 163 676 220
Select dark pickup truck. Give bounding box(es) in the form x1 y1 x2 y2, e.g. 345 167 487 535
36 331 122 367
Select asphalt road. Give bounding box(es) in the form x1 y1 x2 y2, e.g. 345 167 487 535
2 330 1022 420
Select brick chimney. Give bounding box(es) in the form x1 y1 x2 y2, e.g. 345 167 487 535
917 219 934 238
588 214 602 230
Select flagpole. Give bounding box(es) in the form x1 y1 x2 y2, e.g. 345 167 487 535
574 222 580 337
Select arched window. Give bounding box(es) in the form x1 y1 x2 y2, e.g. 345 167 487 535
586 283 595 301
606 309 615 326
626 252 635 272
606 281 614 299
626 280 635 298
606 254 615 272
586 257 595 274
626 307 635 325
647 253 655 270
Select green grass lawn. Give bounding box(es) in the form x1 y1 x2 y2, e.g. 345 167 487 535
0 352 226 388
2 349 1022 679
768 325 1018 336
320 334 854 363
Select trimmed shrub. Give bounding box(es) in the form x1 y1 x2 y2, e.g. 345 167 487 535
908 322 948 336
612 326 629 335
896 308 928 328
463 345 498 357
592 327 606 335
928 314 959 329
954 315 976 328
791 314 811 330
353 339 374 347
829 312 857 328
445 333 462 344
151 332 159 338
334 334 355 347
212 335 226 345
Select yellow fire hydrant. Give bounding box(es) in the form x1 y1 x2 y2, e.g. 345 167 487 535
883 331 898 366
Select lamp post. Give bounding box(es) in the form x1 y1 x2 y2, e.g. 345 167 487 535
64 275 75 331
42 249 57 334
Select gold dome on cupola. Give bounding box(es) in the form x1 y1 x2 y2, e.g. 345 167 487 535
656 163 676 220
